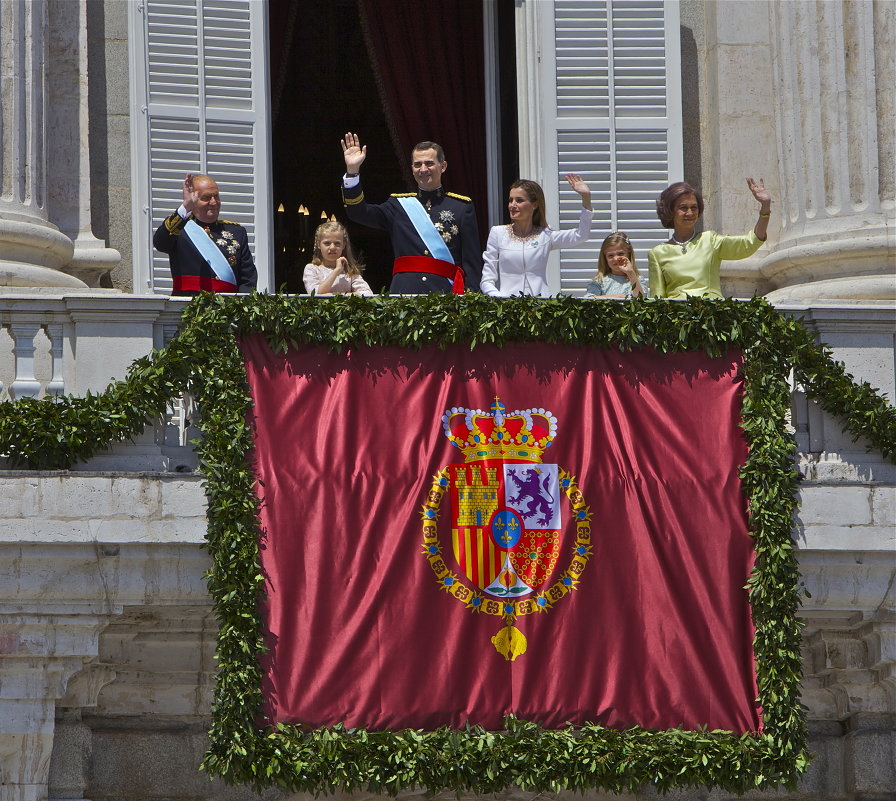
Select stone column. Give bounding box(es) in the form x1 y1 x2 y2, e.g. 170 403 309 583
0 615 109 801
0 0 85 289
763 0 895 301
47 0 120 288
700 0 777 299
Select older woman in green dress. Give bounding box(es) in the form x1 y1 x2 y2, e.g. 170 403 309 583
647 179 771 299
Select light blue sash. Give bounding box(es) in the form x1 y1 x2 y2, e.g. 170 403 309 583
183 219 237 285
396 197 455 264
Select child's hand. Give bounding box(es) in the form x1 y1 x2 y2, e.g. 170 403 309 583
610 255 636 278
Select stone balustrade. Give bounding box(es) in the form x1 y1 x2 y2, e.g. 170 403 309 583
0 295 186 400
0 295 892 478
0 295 194 472
0 295 891 463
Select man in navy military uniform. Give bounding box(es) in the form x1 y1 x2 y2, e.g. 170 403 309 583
340 133 481 294
153 173 257 296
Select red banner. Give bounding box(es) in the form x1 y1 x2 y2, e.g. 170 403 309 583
241 336 761 733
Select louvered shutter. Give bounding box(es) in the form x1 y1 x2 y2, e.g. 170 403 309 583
551 0 682 295
129 0 272 294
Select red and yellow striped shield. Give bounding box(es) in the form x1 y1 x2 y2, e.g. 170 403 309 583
448 462 562 594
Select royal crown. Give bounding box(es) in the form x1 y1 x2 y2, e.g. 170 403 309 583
442 397 557 463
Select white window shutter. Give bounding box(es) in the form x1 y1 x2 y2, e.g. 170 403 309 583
525 0 682 295
129 0 272 294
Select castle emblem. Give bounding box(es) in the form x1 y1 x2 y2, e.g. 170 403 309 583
421 398 593 660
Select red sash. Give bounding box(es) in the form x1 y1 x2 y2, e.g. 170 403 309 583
393 256 464 295
172 276 238 294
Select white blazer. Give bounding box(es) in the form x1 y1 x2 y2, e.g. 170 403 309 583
480 206 593 297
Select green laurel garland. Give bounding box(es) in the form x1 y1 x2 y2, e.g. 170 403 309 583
1 294 894 795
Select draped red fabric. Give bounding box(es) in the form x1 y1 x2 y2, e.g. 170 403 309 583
357 0 488 241
242 337 761 733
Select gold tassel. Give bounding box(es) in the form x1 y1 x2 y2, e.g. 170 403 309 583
491 624 527 661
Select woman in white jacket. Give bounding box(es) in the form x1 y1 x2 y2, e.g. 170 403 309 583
480 173 592 297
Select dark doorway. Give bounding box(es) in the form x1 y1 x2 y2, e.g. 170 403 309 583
269 0 518 293
269 0 399 292
496 0 519 199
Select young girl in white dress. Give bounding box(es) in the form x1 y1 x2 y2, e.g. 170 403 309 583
302 221 373 296
480 174 592 297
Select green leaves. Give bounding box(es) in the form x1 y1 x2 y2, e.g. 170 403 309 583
180 294 820 795
3 292 894 794
209 718 802 796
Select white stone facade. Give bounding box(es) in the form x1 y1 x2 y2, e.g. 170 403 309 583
0 0 120 290
682 0 894 302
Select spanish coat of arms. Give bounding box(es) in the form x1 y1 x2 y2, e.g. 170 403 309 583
421 398 593 660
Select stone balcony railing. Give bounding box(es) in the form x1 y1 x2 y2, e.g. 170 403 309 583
0 293 893 475
0 295 185 399
0 294 196 471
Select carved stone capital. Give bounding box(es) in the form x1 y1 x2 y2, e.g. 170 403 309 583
0 615 109 801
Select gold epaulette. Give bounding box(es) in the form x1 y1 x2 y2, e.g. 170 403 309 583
447 192 472 202
218 219 240 226
391 192 416 198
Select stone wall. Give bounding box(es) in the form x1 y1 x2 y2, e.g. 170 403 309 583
680 0 895 302
0 466 880 801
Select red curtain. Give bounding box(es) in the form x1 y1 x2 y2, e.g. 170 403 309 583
358 0 489 241
242 338 761 733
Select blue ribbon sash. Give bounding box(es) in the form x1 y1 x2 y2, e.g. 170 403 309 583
183 219 237 285
396 197 455 264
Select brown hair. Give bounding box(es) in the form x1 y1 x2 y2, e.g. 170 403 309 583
595 232 636 279
509 179 549 228
312 221 364 277
655 182 704 228
412 141 445 163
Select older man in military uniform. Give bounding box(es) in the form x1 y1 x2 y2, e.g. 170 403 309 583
153 173 257 296
340 133 481 294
